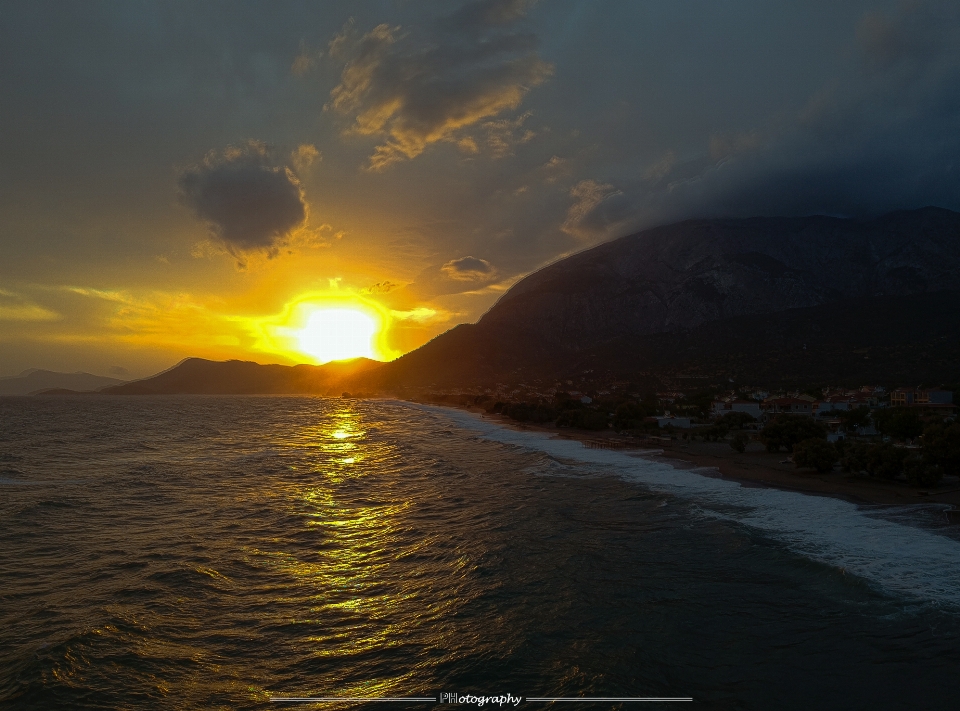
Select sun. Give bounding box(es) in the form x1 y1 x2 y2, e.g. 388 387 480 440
250 294 395 365
296 307 379 363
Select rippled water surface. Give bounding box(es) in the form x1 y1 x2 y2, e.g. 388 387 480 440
2 396 960 710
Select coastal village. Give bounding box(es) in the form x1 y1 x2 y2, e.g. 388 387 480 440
410 380 959 499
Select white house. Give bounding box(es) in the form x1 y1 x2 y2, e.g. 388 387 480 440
712 400 761 419
649 415 691 428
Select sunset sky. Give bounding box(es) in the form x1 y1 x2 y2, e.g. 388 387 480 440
2 0 959 377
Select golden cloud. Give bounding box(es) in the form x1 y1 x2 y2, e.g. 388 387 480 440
326 5 552 170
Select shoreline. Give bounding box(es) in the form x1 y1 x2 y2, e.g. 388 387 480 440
449 404 960 515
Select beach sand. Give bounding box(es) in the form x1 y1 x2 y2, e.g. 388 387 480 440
461 407 960 512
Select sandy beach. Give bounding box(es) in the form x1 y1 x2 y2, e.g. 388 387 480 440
465 408 960 513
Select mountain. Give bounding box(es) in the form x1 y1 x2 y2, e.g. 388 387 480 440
478 206 960 345
0 369 128 396
356 207 960 389
100 357 380 395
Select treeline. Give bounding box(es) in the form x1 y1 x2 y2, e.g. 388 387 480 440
486 393 663 431
761 414 960 486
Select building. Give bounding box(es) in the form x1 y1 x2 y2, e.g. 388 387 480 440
890 387 953 406
890 388 955 415
711 400 762 419
647 415 691 429
815 393 874 415
762 397 814 417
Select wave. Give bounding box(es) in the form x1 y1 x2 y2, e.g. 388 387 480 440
422 404 960 610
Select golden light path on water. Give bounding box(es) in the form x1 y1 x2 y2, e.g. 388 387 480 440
243 404 474 702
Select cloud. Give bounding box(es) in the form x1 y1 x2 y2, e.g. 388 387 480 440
291 40 321 76
390 307 449 324
541 155 572 184
442 0 538 31
855 2 951 71
549 1 960 243
0 289 61 322
397 255 501 302
441 255 495 281
561 180 625 240
482 111 536 158
362 281 400 294
64 286 245 350
325 0 552 170
178 141 308 260
291 143 321 171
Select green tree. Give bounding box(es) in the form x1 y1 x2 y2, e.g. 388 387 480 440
793 438 839 472
761 415 827 452
578 410 610 431
718 411 757 429
613 401 650 430
904 455 943 487
841 442 910 479
872 408 924 440
921 423 960 477
730 431 749 453
557 408 608 430
836 407 872 432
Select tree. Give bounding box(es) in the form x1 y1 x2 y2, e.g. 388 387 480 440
761 415 827 452
613 401 651 430
841 442 912 479
904 455 943 487
921 423 960 478
718 411 757 429
872 408 924 440
557 408 608 430
730 432 748 453
793 438 839 472
836 407 871 432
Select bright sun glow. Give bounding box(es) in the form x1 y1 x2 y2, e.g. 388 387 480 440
296 307 379 363
251 294 395 365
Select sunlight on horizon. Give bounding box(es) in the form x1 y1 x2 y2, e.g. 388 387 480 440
296 307 379 363
251 295 396 365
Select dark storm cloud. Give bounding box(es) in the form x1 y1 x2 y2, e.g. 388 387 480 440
178 141 307 257
325 0 552 170
556 0 960 243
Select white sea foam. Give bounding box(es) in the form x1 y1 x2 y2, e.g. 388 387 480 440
419 404 960 609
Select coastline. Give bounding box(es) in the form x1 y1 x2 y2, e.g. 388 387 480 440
449 404 960 514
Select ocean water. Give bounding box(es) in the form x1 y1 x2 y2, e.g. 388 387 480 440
1 397 959 710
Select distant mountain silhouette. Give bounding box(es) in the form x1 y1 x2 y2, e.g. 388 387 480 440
0 369 127 396
100 357 380 395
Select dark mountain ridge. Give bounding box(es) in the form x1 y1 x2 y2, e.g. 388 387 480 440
479 206 960 346
358 207 960 389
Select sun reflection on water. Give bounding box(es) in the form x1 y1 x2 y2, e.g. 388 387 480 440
252 401 450 698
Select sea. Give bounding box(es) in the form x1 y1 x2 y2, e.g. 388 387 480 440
2 396 960 710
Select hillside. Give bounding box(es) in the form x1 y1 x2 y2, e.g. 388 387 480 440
101 357 380 395
479 207 960 346
356 207 960 390
0 369 127 396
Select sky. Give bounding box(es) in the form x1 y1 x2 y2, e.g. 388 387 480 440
1 0 959 377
